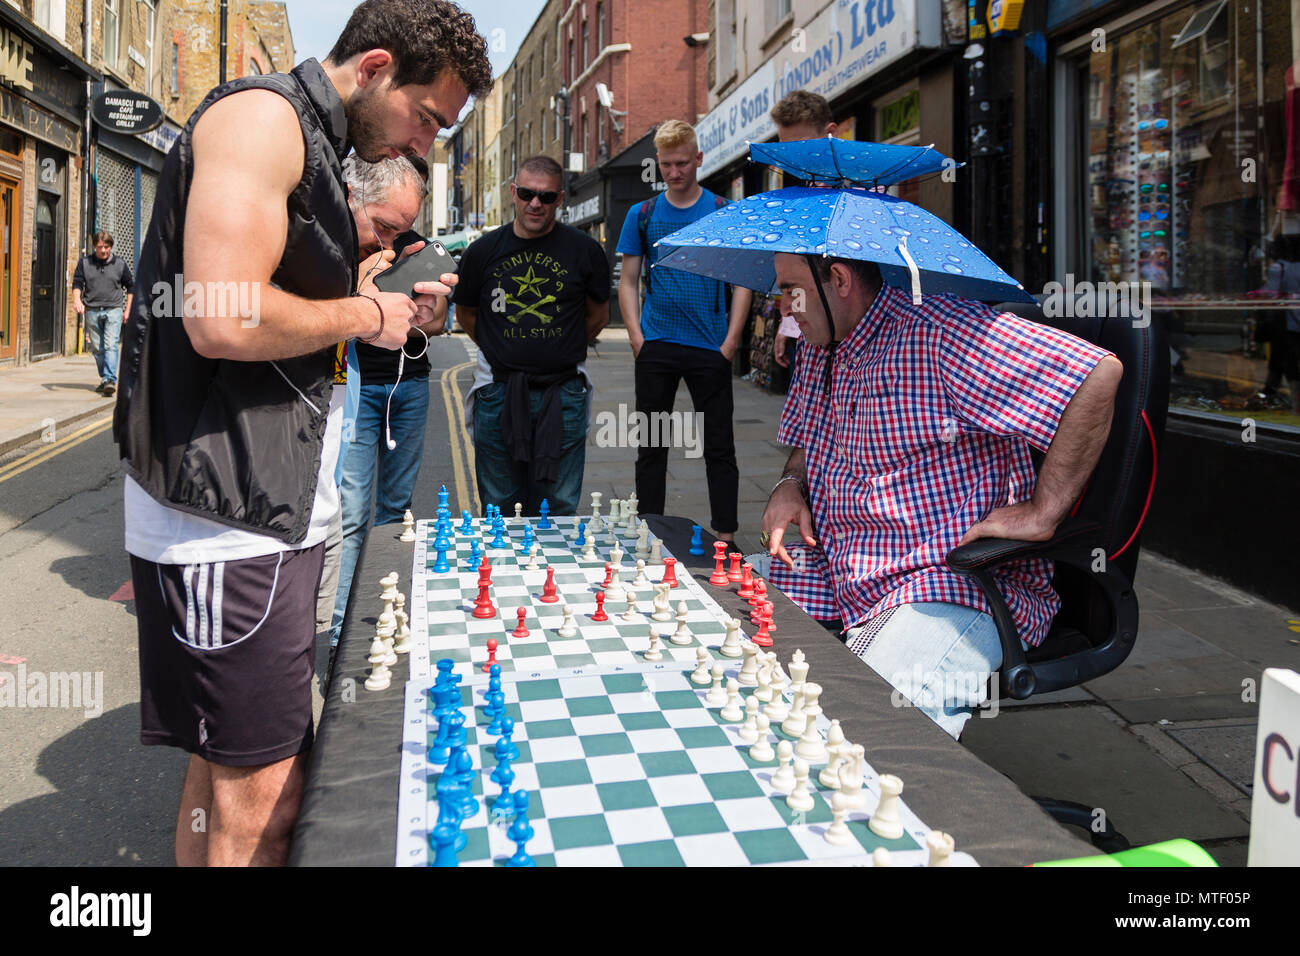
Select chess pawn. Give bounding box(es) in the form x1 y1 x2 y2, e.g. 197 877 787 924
633 559 649 587
770 741 796 794
690 648 711 685
869 774 905 841
393 594 412 654
748 713 775 762
400 509 416 542
514 502 523 521
872 848 893 867
786 758 816 813
705 663 727 706
558 604 578 638
738 696 760 743
620 589 637 622
526 544 540 570
737 642 760 686
582 536 596 560
927 830 955 867
364 631 391 691
719 679 744 722
670 601 691 645
824 789 855 847
719 618 743 658
644 628 663 662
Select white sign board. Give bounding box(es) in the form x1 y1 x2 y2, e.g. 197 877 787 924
697 0 924 178
1248 668 1300 866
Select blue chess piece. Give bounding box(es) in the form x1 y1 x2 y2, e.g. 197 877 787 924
452 748 479 818
689 524 705 555
469 539 482 567
485 688 506 737
495 715 519 763
519 523 534 553
490 519 509 550
575 521 587 548
438 484 450 511
431 821 460 867
433 545 451 573
460 510 474 535
505 791 536 867
434 659 456 686
429 709 463 765
435 792 468 852
490 754 515 809
538 499 551 529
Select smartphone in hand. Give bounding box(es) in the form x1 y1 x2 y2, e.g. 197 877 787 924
373 240 458 297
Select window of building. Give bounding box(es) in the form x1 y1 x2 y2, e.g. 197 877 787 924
568 33 575 84
597 2 605 49
1072 0 1300 429
104 0 120 69
170 42 179 95
144 0 156 91
583 17 589 69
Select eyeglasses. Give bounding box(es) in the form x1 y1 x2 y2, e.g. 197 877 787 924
515 186 560 204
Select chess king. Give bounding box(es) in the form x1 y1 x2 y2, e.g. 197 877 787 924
113 1 491 866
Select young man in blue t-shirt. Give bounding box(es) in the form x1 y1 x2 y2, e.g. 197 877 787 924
616 120 752 542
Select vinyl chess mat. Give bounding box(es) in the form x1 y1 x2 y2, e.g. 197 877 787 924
406 516 738 683
396 665 978 867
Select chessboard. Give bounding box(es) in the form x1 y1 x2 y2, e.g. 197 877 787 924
397 665 978 867
406 512 738 683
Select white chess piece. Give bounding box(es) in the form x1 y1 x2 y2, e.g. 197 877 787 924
633 559 649 587
378 614 397 667
869 774 905 840
801 681 824 721
825 718 845 752
588 491 603 534
608 563 622 590
635 522 651 558
819 746 846 790
926 830 955 867
754 659 774 704
786 758 815 813
770 740 796 794
872 848 893 867
558 604 578 638
748 713 774 762
738 696 760 743
650 538 663 564
781 686 808 738
526 544 540 570
608 499 622 523
795 718 827 763
671 601 691 645
690 648 711 685
769 654 789 688
582 536 596 560
737 642 760 686
644 627 663 662
610 543 624 567
719 618 743 658
514 502 523 521
824 790 854 846
392 593 412 654
839 747 867 810
719 679 743 722
651 584 673 622
763 679 790 723
705 663 727 706
364 630 391 691
400 509 416 542
625 495 639 534
788 648 809 685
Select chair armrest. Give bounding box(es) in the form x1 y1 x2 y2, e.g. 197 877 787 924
945 517 1102 573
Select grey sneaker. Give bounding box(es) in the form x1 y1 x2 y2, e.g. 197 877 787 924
102 383 116 397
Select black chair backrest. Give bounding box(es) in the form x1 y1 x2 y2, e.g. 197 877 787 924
993 300 1170 588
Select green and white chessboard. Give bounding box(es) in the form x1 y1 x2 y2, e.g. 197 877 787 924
397 665 978 867
407 516 736 684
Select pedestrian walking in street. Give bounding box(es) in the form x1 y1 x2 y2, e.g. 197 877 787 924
113 0 490 867
453 154 610 516
617 120 751 543
72 232 133 397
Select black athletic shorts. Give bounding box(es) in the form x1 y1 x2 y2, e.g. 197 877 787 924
132 543 326 767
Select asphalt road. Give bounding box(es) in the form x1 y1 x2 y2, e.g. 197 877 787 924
0 335 475 866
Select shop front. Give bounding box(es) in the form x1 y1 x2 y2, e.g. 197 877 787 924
0 10 95 365
1049 0 1300 604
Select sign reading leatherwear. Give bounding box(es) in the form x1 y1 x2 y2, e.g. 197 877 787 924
91 90 164 135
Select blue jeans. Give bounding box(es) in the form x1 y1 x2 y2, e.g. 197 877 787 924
844 602 1015 739
329 376 431 645
473 378 587 516
84 307 123 385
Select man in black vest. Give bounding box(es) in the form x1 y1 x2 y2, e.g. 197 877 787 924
114 0 491 866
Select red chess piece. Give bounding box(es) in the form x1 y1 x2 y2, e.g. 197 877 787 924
727 552 743 583
753 613 773 647
482 637 499 672
762 601 776 634
478 555 493 587
601 562 613 588
540 567 559 603
661 557 679 589
511 607 530 638
750 599 763 626
737 563 754 599
591 590 609 622
472 582 496 619
709 541 730 586
750 579 767 608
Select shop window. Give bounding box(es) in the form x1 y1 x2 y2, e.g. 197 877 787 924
104 0 120 69
1078 0 1300 429
170 42 179 95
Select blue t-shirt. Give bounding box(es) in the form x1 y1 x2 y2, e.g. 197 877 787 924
616 189 729 350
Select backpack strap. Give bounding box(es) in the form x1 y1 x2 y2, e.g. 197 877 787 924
637 193 658 296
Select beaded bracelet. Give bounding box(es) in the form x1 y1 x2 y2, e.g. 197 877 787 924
358 294 385 344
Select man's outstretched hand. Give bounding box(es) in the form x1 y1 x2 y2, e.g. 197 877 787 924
762 481 817 569
958 501 1059 547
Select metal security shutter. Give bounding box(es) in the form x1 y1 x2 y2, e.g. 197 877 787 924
139 169 158 240
96 150 137 269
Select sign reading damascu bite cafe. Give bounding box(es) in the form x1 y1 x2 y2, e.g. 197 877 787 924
91 90 163 135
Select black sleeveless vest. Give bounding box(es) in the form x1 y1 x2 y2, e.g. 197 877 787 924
115 59 358 544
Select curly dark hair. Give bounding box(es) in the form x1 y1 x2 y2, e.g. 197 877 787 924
327 0 493 99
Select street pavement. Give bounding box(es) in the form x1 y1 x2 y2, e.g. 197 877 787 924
0 330 1296 865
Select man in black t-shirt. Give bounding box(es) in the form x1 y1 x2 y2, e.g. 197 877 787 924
453 154 610 515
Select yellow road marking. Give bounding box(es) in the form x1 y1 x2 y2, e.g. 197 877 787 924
448 360 480 513
439 360 478 515
0 415 113 484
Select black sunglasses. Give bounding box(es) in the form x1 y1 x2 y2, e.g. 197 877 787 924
515 186 560 204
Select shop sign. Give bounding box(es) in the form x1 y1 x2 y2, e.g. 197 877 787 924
879 89 919 140
987 0 1024 34
0 87 77 150
0 26 34 92
92 89 163 135
561 193 601 225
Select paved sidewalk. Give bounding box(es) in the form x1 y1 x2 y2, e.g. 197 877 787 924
576 327 1298 866
0 355 113 456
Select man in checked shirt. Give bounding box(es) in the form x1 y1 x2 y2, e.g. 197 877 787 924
761 253 1123 738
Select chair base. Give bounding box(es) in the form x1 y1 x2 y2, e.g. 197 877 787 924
1031 796 1132 855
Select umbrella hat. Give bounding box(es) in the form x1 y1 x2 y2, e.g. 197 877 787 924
655 185 1034 305
747 138 962 188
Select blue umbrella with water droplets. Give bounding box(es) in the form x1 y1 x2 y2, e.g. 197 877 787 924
654 185 1034 305
747 139 961 187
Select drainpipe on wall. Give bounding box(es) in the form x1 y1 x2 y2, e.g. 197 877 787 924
79 0 93 354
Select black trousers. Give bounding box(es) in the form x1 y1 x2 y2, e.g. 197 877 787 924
634 339 739 534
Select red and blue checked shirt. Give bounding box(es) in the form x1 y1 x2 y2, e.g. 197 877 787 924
769 284 1111 647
